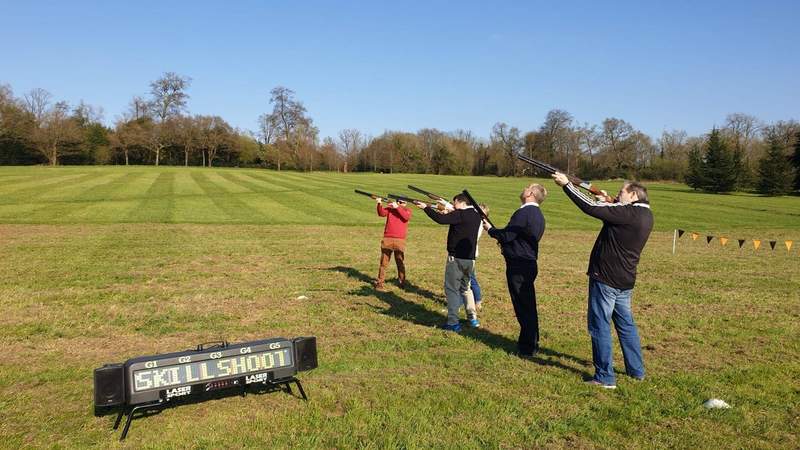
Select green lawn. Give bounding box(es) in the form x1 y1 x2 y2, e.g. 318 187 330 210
0 166 798 449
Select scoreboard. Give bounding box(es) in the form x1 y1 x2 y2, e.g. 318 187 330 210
94 336 317 440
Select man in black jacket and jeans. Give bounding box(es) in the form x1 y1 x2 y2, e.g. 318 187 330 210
414 193 481 332
552 173 653 389
483 183 547 357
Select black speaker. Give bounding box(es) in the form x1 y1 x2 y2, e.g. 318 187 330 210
94 363 125 415
293 337 318 372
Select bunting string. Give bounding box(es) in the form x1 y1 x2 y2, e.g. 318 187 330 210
673 229 795 255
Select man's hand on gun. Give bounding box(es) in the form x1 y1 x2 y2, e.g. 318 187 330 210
482 219 492 231
551 172 569 187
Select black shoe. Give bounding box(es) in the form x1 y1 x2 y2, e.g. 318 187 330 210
516 348 539 359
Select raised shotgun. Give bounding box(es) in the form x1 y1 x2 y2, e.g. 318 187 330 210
408 185 454 210
354 189 386 202
461 189 494 228
516 153 616 202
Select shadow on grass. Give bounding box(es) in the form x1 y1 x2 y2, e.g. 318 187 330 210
327 265 591 378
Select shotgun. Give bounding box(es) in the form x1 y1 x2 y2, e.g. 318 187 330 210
386 193 426 205
461 189 494 228
516 153 616 202
354 189 386 202
408 185 454 210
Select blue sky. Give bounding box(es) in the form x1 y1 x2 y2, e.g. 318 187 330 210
1 0 797 140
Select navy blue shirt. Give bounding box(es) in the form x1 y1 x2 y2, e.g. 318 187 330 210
487 203 545 261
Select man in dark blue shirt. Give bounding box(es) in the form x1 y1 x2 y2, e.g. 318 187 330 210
483 183 547 357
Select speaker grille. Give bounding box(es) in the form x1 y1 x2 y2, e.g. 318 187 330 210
94 363 125 408
293 337 318 372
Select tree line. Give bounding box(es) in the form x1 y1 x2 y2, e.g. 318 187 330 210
1 73 798 195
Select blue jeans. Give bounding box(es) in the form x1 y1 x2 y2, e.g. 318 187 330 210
469 272 482 303
588 278 645 384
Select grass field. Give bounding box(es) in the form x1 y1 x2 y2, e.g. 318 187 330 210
0 166 798 449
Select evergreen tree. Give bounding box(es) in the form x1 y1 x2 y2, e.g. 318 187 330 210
685 144 705 189
702 128 736 192
758 135 793 195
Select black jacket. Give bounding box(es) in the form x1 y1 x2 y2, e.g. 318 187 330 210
424 206 481 260
488 203 545 262
563 183 653 290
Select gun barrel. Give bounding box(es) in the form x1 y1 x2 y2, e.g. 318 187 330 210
387 193 424 204
355 189 382 199
461 189 494 228
408 185 445 201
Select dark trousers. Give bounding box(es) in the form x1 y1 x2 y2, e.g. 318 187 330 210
505 258 539 354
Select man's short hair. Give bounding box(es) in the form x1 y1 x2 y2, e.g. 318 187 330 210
452 193 469 204
525 184 547 204
624 181 648 202
479 203 489 216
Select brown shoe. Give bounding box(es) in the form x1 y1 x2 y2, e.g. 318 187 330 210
374 283 387 292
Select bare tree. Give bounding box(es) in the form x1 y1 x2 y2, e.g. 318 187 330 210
338 128 365 173
30 101 81 165
491 122 522 176
23 88 52 123
149 72 191 122
127 96 151 121
599 118 636 174
143 120 171 166
264 86 318 170
175 115 200 166
198 115 232 167
112 119 147 165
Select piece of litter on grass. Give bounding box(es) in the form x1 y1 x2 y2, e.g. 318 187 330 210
703 398 731 409
440 309 447 313
296 295 308 300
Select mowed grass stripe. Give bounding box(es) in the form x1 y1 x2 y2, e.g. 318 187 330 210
0 172 105 204
32 170 129 202
271 171 336 189
238 171 378 224
216 172 320 223
232 171 292 192
243 170 324 192
189 171 264 222
126 172 176 222
24 171 141 223
172 170 206 197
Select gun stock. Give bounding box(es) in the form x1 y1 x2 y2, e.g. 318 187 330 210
515 154 616 202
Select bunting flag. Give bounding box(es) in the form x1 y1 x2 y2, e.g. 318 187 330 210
676 230 795 256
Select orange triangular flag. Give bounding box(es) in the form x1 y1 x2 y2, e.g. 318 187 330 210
691 232 699 241
720 237 729 247
786 240 793 252
753 239 761 250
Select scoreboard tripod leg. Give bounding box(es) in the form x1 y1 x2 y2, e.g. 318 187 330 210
119 402 162 441
113 409 125 430
293 378 308 401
